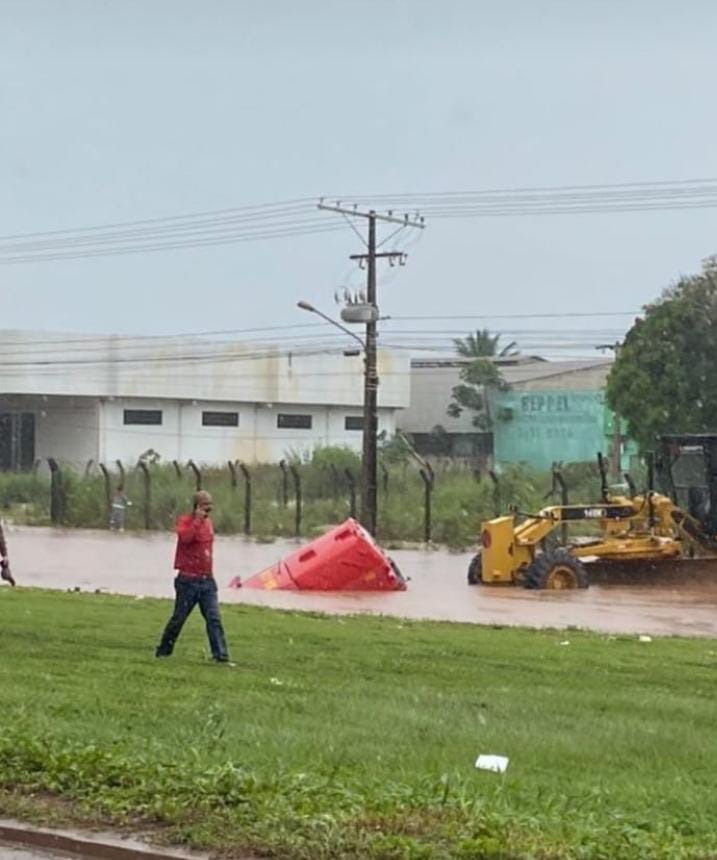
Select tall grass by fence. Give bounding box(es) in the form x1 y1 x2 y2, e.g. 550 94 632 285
2 451 621 549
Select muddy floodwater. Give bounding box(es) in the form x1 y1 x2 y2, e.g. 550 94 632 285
5 526 717 637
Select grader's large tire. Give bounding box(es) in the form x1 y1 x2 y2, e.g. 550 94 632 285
467 552 482 585
524 549 589 590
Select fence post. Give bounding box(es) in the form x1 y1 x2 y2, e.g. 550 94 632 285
380 462 389 496
488 470 501 517
597 451 609 503
172 460 183 479
290 465 302 537
47 458 65 525
227 460 237 490
84 459 94 477
116 459 125 491
238 462 252 536
344 467 357 518
329 464 340 500
279 459 289 507
624 471 637 498
187 459 202 490
419 464 434 543
98 462 112 523
137 461 151 529
553 464 569 545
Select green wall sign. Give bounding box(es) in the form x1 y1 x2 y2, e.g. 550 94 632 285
492 389 608 469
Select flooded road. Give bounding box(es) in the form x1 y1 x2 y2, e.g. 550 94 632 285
5 526 717 637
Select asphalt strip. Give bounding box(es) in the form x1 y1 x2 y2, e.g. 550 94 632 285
0 819 255 860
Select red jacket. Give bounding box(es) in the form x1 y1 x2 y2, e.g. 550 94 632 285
174 514 214 577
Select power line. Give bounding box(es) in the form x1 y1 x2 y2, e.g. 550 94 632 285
0 322 335 350
327 178 717 220
338 176 717 201
422 201 717 219
388 311 637 320
0 198 316 243
0 329 360 358
1 177 715 265
0 221 347 265
0 343 363 368
0 212 333 255
0 311 639 352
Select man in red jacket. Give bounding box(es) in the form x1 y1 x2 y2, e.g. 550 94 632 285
155 490 232 663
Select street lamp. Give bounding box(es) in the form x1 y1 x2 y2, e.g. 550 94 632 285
297 301 366 351
297 300 378 535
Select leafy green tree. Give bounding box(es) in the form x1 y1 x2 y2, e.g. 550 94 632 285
447 358 509 431
453 328 518 358
606 257 717 452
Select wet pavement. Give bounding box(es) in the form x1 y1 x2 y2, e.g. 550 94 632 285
5 526 717 637
0 848 60 859
0 819 216 860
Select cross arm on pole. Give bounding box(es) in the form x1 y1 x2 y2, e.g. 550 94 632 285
349 251 405 260
318 201 425 228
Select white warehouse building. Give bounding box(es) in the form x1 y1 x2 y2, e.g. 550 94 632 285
0 331 411 469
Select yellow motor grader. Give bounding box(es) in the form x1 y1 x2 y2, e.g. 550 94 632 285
468 434 717 589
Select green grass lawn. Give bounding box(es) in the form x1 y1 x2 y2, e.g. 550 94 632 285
0 588 715 859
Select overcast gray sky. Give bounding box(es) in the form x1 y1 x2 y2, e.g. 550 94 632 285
2 0 716 354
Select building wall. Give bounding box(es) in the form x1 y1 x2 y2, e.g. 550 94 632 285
0 395 100 465
96 398 396 467
397 358 608 436
398 363 478 434
0 331 410 409
517 364 611 392
0 331 409 468
491 389 608 469
0 392 398 469
489 365 618 469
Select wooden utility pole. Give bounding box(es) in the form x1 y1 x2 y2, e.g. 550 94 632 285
317 201 424 535
363 212 379 535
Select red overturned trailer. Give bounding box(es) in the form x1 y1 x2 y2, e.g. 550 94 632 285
235 518 406 591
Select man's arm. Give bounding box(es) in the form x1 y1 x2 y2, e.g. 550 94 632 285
176 514 203 544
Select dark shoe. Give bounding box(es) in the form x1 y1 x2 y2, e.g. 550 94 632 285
155 650 171 658
212 657 236 667
1 562 15 587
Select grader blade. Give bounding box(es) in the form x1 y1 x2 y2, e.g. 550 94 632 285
584 556 717 586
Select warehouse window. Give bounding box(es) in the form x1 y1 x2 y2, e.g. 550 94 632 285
124 409 162 425
202 411 239 427
277 413 312 430
345 416 363 431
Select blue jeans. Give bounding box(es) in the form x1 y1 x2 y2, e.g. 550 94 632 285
156 576 230 661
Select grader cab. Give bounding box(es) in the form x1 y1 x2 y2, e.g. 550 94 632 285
468 434 717 589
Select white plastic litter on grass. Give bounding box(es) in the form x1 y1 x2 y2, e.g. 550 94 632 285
638 635 652 643
475 755 509 773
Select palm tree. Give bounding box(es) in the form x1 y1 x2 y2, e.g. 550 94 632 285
453 329 519 358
